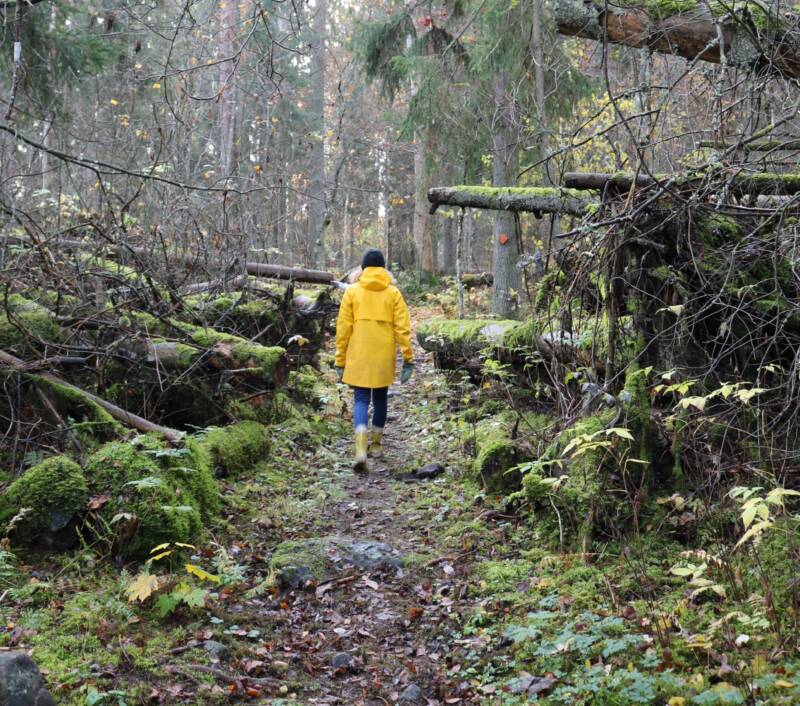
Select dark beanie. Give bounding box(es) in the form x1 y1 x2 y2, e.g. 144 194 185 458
361 248 386 269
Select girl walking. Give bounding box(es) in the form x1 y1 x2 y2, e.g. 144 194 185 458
334 249 414 471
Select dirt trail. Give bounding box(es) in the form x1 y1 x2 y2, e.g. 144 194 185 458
265 347 481 705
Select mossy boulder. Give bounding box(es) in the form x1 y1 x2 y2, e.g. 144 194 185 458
521 409 619 542
0 295 61 353
270 535 404 588
201 421 270 476
84 435 219 557
466 412 553 494
0 456 88 546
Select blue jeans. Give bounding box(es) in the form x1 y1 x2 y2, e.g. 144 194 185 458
353 386 388 429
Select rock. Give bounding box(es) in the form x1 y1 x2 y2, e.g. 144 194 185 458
270 535 404 588
415 463 445 480
203 639 231 662
331 652 351 669
0 652 56 706
399 683 424 703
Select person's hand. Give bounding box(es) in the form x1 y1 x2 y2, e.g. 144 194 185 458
401 361 414 384
334 366 345 382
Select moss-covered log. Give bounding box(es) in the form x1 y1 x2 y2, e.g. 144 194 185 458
461 272 494 289
0 295 62 354
417 318 601 375
554 0 800 80
200 421 270 476
564 170 800 196
0 349 181 441
427 186 597 217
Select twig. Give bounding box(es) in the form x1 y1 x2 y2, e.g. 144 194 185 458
168 663 283 687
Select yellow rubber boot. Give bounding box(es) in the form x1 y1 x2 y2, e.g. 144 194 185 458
353 425 368 472
369 427 384 459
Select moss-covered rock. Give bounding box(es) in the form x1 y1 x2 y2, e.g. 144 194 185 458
84 435 219 557
201 421 270 476
270 535 404 588
521 409 620 544
0 456 88 545
0 295 61 353
465 412 553 494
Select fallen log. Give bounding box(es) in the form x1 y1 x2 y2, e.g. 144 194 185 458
0 349 181 441
417 318 601 376
699 138 800 152
461 272 494 289
4 237 336 286
428 186 597 217
564 170 800 197
553 0 800 80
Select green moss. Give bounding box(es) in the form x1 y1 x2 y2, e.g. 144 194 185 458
0 295 61 351
469 414 522 494
521 410 618 542
31 375 123 443
84 435 219 557
176 322 285 375
201 421 270 476
697 213 742 247
269 538 333 585
446 184 597 200
0 456 88 542
533 270 566 311
479 559 536 595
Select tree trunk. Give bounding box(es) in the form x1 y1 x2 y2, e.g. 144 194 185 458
342 192 351 269
307 0 327 268
413 126 435 274
491 71 522 318
441 215 455 274
218 0 238 176
553 0 800 80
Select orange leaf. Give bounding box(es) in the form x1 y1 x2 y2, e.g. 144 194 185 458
498 233 509 245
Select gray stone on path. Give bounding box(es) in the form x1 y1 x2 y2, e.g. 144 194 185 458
331 652 351 669
270 535 404 588
0 652 56 706
203 639 231 662
399 683 425 703
415 463 445 480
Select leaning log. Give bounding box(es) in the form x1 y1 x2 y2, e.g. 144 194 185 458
428 186 597 217
554 0 800 80
0 349 181 441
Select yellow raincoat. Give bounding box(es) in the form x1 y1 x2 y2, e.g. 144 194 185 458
335 267 413 388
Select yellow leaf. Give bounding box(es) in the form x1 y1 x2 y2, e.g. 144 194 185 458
775 679 795 688
152 82 161 89
151 542 171 553
175 542 196 549
110 98 119 106
150 550 173 562
668 698 686 706
185 564 221 584
679 396 707 411
127 573 159 603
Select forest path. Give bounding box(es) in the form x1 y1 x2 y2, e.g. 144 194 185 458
259 331 483 705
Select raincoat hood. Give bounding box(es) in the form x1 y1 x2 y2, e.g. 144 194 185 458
358 267 392 291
